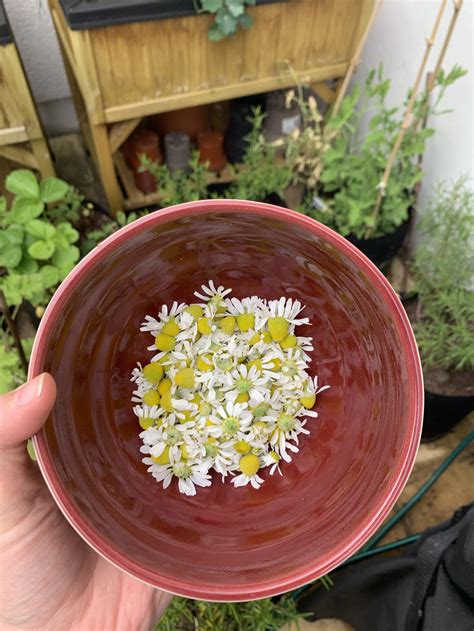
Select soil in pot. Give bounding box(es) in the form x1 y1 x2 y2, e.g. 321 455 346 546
422 368 474 441
347 210 412 268
403 297 474 441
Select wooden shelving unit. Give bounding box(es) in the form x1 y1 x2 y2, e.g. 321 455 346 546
114 151 239 210
0 4 55 179
49 0 376 214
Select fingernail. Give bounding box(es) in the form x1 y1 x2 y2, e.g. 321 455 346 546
14 374 46 407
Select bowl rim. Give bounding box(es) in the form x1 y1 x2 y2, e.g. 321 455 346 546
30 199 424 601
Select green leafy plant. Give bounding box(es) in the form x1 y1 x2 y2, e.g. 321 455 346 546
301 65 466 238
226 106 291 201
156 594 305 631
197 0 255 41
412 177 474 371
140 150 209 207
44 185 86 225
0 335 33 394
0 170 81 308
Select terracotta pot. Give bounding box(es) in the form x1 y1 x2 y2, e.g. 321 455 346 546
164 132 191 172
126 129 162 194
31 200 423 602
150 105 210 142
198 131 227 172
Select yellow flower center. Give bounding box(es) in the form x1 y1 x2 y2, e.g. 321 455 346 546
234 440 251 454
185 304 204 319
143 390 160 407
300 393 316 409
174 367 195 389
197 317 213 335
158 378 172 395
197 354 213 372
143 362 163 384
277 413 296 432
152 445 170 465
280 335 297 349
237 313 255 332
239 454 260 476
154 333 176 352
160 390 174 412
222 417 239 436
219 315 236 335
139 416 155 430
268 317 289 342
162 318 180 336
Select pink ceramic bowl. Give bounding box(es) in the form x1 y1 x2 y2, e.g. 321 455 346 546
30 200 423 601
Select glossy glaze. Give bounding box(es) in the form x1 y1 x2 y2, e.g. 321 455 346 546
30 201 423 601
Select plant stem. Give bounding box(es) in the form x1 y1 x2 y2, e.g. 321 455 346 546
365 0 449 238
0 290 28 375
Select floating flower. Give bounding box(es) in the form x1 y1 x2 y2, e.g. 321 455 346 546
130 282 329 494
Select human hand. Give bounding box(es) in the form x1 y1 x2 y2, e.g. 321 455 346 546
0 373 172 631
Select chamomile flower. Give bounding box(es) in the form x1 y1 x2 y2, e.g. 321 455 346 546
266 297 309 325
194 280 232 305
131 283 329 495
223 364 268 400
263 450 282 475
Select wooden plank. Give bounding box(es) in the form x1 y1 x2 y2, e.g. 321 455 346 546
108 118 142 154
312 82 337 104
0 144 39 169
104 62 349 123
0 126 28 146
90 123 123 213
29 138 56 178
0 43 43 139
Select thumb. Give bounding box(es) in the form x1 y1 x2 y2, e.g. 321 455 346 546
0 373 56 449
0 373 56 529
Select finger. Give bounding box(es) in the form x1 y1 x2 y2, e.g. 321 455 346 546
0 373 56 528
0 373 56 450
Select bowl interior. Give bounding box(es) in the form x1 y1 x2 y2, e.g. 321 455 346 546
32 203 422 600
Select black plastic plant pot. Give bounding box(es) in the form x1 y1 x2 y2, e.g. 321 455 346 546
225 94 267 164
0 1 12 46
264 192 287 208
347 211 412 268
422 390 474 442
59 0 286 31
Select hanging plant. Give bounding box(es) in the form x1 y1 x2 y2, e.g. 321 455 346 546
197 0 255 41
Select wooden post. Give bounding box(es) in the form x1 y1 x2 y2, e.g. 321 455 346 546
365 0 449 238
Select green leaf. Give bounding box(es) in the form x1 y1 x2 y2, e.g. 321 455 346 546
201 0 224 11
38 264 59 288
239 11 252 28
51 245 80 268
116 211 127 226
11 198 44 224
25 219 56 241
56 222 79 244
5 170 40 198
28 240 55 260
215 7 237 35
4 224 24 245
39 177 69 203
0 244 22 269
226 0 245 17
208 23 226 40
15 255 38 274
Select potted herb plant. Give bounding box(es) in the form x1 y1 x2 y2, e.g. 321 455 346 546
297 65 466 267
224 106 291 206
140 150 210 207
411 177 473 441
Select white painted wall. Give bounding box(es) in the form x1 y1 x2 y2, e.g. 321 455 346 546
356 0 474 207
3 0 473 193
